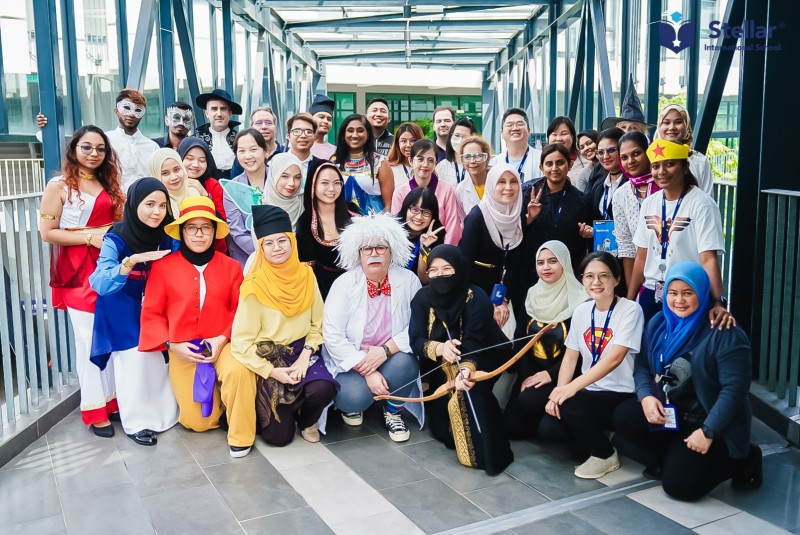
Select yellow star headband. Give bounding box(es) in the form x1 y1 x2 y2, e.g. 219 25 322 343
647 140 690 163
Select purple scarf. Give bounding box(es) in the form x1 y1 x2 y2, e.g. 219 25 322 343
190 339 216 418
409 172 439 194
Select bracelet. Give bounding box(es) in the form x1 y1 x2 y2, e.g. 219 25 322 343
381 344 392 358
39 213 59 221
85 233 92 246
121 257 135 269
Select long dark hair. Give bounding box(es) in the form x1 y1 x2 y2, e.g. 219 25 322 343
397 186 445 244
62 125 125 220
334 114 378 182
303 160 354 241
445 117 477 163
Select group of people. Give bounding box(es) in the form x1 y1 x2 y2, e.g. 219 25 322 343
37 80 762 502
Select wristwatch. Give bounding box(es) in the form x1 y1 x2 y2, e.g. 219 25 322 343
701 424 717 440
303 344 314 353
121 256 135 269
164 341 171 350
713 296 728 306
382 344 392 358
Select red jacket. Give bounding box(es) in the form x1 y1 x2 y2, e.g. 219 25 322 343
139 251 243 352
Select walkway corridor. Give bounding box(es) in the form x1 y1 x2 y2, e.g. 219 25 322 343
2 405 797 535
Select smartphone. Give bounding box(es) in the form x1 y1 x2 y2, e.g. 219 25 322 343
200 340 213 359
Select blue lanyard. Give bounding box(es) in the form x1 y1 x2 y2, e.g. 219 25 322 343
454 163 466 184
506 147 529 181
402 164 411 178
590 298 617 367
660 190 687 260
553 189 567 225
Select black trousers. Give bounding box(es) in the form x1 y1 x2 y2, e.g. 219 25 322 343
558 389 634 459
612 397 738 501
261 380 337 447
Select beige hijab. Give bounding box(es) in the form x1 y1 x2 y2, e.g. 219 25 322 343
262 152 305 231
525 240 589 323
148 148 201 214
477 163 523 249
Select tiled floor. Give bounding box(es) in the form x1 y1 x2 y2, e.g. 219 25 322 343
0 406 796 535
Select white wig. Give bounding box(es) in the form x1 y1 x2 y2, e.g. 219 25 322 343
335 212 412 271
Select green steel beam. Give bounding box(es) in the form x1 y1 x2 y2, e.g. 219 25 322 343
288 20 527 32
619 0 630 99
259 0 546 6
60 0 81 129
685 0 702 121
158 0 176 107
0 18 8 133
548 0 560 120
127 0 156 89
222 0 234 95
567 0 587 121
644 0 661 126
172 0 203 116
116 0 130 88
33 0 65 178
589 0 614 122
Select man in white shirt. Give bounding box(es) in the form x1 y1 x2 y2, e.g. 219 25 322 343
366 98 393 157
104 88 159 192
432 105 455 162
195 89 242 179
489 108 542 183
309 94 336 160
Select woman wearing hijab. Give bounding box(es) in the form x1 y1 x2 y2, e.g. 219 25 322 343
612 261 762 500
231 206 338 446
179 136 227 253
89 178 178 445
148 148 202 215
297 160 357 299
504 241 589 439
654 104 714 195
409 245 514 475
262 152 305 231
140 196 257 458
459 163 526 332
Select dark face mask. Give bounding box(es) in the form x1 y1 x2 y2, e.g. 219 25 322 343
428 273 459 295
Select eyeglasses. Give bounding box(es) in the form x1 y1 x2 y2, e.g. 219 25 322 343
318 180 343 190
427 266 455 277
503 121 528 130
460 152 488 164
79 144 107 155
184 224 214 236
582 272 614 283
360 245 389 256
290 128 314 137
253 120 275 127
408 206 433 219
596 147 619 158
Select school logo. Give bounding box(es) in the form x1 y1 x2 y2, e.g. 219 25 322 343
658 11 696 53
645 215 692 243
583 327 614 355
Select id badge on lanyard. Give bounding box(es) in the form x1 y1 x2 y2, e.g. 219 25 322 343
655 191 686 302
490 243 509 306
506 148 529 183
650 360 679 431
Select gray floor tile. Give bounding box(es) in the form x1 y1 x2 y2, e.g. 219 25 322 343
320 410 377 445
205 455 307 521
175 425 246 467
142 483 243 535
241 507 334 535
399 439 512 492
711 449 800 532
0 436 50 472
45 409 103 446
464 480 549 517
0 466 62 526
573 496 695 534
60 482 154 535
120 432 209 498
513 513 607 535
504 442 604 500
50 440 131 494
380 477 489 533
326 435 434 490
3 514 67 535
361 405 433 448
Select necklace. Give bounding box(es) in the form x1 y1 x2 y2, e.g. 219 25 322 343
349 150 365 159
79 171 97 181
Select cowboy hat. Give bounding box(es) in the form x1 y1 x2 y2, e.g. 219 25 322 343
195 89 243 115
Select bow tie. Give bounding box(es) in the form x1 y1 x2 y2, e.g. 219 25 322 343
367 276 391 298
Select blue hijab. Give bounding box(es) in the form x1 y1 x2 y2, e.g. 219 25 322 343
648 261 711 375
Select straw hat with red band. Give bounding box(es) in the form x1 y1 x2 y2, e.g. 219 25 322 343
164 196 229 239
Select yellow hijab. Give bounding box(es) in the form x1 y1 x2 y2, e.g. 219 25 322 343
240 232 315 317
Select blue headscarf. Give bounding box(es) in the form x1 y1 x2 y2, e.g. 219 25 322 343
648 261 711 375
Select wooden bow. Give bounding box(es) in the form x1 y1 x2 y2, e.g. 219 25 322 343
374 323 556 403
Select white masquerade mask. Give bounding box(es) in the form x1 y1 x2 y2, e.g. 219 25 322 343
166 106 194 129
116 99 146 119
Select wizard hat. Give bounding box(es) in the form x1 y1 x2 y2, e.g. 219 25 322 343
600 74 654 130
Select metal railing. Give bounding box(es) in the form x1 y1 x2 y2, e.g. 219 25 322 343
758 189 800 408
0 159 46 198
0 193 76 433
713 180 737 302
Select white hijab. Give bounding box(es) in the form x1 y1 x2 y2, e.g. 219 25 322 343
478 163 523 249
262 152 305 231
525 240 589 323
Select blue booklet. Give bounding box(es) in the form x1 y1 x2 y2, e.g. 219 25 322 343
593 220 618 255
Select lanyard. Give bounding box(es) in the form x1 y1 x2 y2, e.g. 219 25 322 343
553 189 567 225
402 164 411 178
590 297 617 367
506 147 529 181
499 242 509 284
660 190 687 260
454 162 466 184
602 176 619 219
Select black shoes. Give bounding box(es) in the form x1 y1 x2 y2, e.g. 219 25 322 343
108 412 121 422
91 423 115 438
128 430 158 446
732 444 763 490
642 464 663 481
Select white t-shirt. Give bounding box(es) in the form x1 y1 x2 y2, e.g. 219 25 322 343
632 187 724 290
489 145 543 183
565 298 643 393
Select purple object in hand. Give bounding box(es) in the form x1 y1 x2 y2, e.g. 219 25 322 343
190 339 216 418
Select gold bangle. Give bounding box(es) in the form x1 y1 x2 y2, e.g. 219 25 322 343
39 213 59 221
85 233 92 246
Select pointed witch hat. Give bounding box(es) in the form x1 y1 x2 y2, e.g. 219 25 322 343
600 74 654 130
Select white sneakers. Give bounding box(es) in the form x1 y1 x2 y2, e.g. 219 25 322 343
341 412 364 426
574 449 620 479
